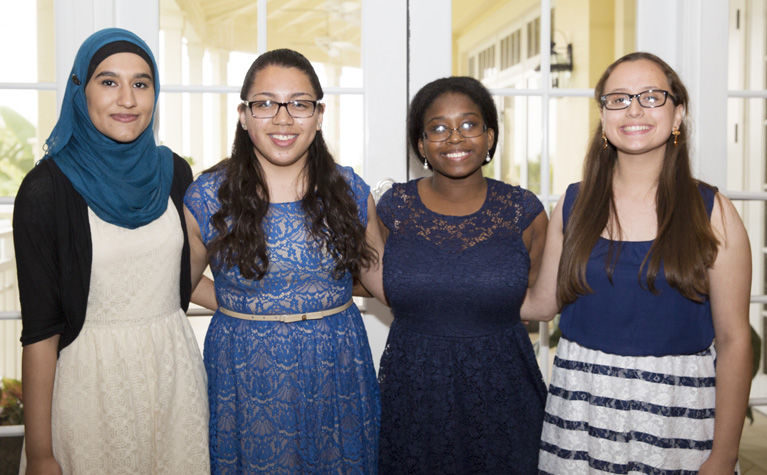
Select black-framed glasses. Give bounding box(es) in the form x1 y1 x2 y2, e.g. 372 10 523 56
423 121 487 142
243 99 319 118
600 89 674 110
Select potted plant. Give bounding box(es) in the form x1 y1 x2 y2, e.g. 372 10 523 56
0 377 23 475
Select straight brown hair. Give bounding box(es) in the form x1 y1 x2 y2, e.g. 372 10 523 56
557 52 719 305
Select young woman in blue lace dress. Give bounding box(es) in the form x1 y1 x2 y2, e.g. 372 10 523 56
523 52 752 474
375 76 549 474
183 48 386 474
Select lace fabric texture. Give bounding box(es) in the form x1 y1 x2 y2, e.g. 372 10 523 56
22 200 210 475
376 179 548 474
184 166 380 474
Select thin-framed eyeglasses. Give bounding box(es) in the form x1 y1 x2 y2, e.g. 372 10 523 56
423 121 488 142
600 89 675 110
243 99 319 118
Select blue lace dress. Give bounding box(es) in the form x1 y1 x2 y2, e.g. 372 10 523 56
184 165 380 474
376 179 548 474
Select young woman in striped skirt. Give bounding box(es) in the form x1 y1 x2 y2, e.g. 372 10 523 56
522 52 752 474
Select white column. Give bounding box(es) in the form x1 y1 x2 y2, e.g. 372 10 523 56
188 41 204 165
636 0 728 188
158 9 183 151
361 0 408 370
362 0 408 186
407 0 453 179
208 48 231 169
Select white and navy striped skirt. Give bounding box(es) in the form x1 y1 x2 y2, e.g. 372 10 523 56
539 338 738 474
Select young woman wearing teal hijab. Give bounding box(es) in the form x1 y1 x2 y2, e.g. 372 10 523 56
14 28 209 474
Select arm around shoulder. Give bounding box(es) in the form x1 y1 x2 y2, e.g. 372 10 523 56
358 194 387 304
520 194 566 322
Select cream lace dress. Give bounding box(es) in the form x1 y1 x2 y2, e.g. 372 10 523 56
21 199 209 474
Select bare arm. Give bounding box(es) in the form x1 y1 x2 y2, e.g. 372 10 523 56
191 276 217 311
22 335 63 475
357 194 387 304
185 205 209 292
353 214 389 298
699 194 752 474
522 210 548 287
520 195 565 322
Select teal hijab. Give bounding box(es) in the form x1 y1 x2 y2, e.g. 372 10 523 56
45 28 173 229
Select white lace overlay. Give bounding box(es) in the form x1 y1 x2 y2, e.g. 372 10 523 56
24 200 209 474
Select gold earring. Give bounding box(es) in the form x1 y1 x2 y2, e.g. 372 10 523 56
672 127 680 146
601 131 608 150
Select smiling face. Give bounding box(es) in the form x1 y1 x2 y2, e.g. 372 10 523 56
417 92 495 180
239 65 323 170
85 52 155 143
600 59 684 159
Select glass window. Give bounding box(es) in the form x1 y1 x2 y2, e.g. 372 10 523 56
727 0 767 387
158 0 363 173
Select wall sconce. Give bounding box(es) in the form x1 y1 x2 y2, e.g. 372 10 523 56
539 41 573 87
550 42 573 73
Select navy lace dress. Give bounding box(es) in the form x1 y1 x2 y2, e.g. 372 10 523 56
184 165 380 474
376 179 548 474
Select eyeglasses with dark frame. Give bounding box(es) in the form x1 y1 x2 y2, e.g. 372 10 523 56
422 121 488 142
243 99 320 119
600 89 675 110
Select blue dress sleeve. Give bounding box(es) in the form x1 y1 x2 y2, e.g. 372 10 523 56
518 188 545 231
376 187 396 231
183 171 222 245
337 165 371 226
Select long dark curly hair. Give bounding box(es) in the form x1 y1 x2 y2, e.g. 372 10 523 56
206 48 376 280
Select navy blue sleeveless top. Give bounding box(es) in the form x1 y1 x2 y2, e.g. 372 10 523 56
558 182 717 356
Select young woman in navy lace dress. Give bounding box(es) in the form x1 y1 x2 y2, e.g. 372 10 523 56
184 49 386 473
523 52 752 474
376 76 548 474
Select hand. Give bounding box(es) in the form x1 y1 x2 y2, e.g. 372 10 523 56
698 454 737 475
25 455 62 475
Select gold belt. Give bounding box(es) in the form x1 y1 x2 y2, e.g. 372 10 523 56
218 299 353 323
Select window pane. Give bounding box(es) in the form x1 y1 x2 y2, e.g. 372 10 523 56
0 0 55 83
483 95 543 194
727 0 767 387
549 96 594 195
453 0 636 89
0 91 57 196
267 0 361 86
160 0 361 88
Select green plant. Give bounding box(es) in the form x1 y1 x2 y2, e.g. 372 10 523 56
0 378 23 426
0 106 37 196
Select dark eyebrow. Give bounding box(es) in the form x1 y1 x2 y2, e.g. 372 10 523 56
248 92 315 100
426 112 481 122
93 71 154 82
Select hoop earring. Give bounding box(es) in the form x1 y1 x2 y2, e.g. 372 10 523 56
672 127 680 146
601 132 608 150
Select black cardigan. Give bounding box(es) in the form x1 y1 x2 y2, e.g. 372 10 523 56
13 154 193 351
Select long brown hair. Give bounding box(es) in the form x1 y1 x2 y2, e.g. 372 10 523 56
557 52 719 304
206 49 376 280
